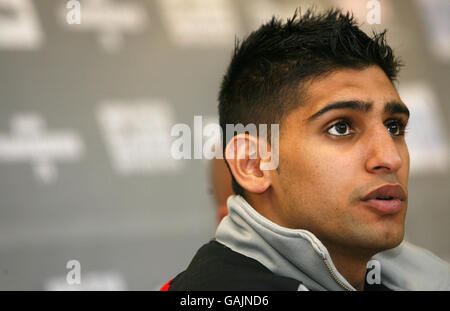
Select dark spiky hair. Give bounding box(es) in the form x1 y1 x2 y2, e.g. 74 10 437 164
218 8 402 196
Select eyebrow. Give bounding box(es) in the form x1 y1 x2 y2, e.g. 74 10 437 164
384 101 410 118
305 100 410 122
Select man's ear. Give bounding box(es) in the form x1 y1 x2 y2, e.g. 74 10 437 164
224 134 271 194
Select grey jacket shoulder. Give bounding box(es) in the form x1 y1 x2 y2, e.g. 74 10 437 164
374 241 450 291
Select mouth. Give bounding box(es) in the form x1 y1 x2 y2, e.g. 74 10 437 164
360 184 406 215
375 196 394 200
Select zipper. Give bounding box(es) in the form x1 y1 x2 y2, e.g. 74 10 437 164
323 258 354 291
301 230 355 291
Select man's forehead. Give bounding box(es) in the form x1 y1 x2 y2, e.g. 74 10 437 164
298 66 403 116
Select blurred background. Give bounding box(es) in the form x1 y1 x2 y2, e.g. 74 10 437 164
0 0 448 290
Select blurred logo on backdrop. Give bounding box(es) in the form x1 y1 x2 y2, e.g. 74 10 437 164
415 0 450 63
157 0 240 48
0 0 44 49
59 0 149 53
97 99 182 175
400 82 449 175
0 113 85 184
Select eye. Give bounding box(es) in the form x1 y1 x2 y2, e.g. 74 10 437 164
327 120 353 136
385 119 407 136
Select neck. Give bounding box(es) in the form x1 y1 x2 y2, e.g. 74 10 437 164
243 193 373 290
322 243 374 291
246 190 296 228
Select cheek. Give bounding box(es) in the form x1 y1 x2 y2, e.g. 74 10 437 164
306 152 358 203
401 147 410 184
282 145 357 204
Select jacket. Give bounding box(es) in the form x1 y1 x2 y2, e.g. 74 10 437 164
166 195 450 291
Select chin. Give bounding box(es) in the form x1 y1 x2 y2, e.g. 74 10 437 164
362 210 407 251
367 226 405 252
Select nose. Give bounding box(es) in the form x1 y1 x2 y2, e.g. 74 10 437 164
365 126 403 174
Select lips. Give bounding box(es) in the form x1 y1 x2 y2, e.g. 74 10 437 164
361 184 406 215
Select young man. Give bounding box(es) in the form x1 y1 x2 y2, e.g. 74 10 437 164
165 9 449 291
